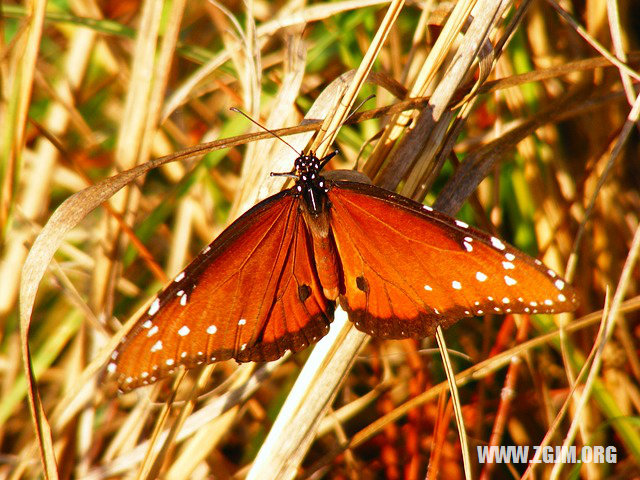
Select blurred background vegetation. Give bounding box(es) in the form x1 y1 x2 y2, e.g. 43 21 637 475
1 0 639 478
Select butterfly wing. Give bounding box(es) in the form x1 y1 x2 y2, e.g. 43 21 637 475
108 192 333 391
327 181 578 339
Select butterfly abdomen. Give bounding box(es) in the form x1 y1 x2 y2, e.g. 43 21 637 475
300 187 341 301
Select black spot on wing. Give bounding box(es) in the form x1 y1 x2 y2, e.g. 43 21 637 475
298 284 312 302
356 276 369 293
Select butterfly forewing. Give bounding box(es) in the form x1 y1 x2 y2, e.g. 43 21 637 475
108 192 333 391
327 182 578 339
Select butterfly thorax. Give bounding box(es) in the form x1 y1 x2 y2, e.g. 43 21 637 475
294 153 330 217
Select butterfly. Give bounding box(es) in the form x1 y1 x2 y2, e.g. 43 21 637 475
106 149 578 392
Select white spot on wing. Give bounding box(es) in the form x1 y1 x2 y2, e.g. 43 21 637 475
476 272 488 282
142 320 152 329
107 363 116 373
174 271 185 282
207 325 217 334
505 252 515 261
502 261 515 270
557 293 567 302
452 281 462 290
423 205 434 212
464 242 473 252
178 325 190 336
554 279 565 290
504 275 517 286
491 237 506 250
238 318 247 326
424 284 433 291
147 325 158 337
148 298 160 316
151 340 163 352
455 220 469 228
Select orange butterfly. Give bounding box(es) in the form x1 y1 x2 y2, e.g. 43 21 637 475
107 150 577 392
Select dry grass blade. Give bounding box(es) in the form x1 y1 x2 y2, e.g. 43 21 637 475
544 0 640 82
248 4 406 476
312 0 405 154
549 222 640 478
364 0 478 178
7 0 640 477
161 0 391 122
13 1 60 478
21 68 356 480
1 0 49 316
82 362 282 480
434 88 622 213
327 301 639 453
527 91 640 478
248 309 368 479
435 327 472 479
302 301 637 476
230 27 307 217
244 71 358 478
396 0 510 195
19 137 246 478
18 174 145 479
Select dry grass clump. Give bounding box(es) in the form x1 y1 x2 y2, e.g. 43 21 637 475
3 0 640 478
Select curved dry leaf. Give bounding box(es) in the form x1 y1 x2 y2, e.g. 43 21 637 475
20 154 193 480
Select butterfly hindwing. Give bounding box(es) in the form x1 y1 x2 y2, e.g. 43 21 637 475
108 192 333 391
327 181 578 339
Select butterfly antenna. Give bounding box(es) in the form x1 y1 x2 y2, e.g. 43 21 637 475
349 94 376 122
314 94 376 153
230 107 302 156
270 171 298 179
